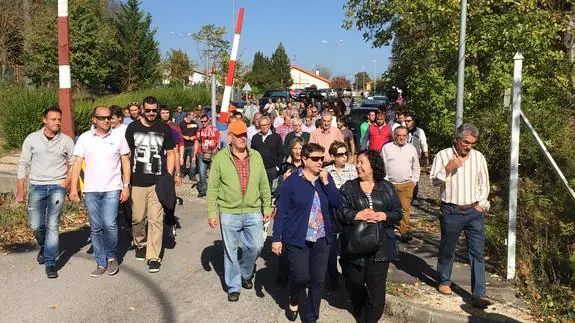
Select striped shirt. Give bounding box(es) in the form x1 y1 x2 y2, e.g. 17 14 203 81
430 147 490 211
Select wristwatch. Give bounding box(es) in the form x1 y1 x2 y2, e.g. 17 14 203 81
123 183 130 188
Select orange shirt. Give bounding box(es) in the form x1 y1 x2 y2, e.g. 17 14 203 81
309 127 344 162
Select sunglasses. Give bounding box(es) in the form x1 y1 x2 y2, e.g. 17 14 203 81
334 152 348 157
306 156 324 162
95 115 112 121
200 119 209 123
144 108 158 113
405 119 413 122
129 102 139 106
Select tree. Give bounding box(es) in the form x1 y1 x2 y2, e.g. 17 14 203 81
0 0 24 79
192 24 230 75
26 0 119 91
164 48 193 85
244 51 279 92
114 0 160 92
330 75 351 89
270 42 292 88
353 71 370 91
314 64 332 80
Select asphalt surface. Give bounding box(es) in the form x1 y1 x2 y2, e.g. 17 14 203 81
0 187 397 323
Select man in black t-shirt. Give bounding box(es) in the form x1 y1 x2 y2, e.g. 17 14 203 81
179 111 199 180
125 96 175 273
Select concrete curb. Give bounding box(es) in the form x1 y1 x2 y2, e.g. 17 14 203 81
385 294 522 323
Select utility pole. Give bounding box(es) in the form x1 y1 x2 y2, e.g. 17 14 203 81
57 0 74 138
211 66 217 128
455 0 467 129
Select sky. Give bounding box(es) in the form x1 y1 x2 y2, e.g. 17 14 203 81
139 0 391 80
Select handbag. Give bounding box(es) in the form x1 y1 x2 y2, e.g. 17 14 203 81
346 220 380 254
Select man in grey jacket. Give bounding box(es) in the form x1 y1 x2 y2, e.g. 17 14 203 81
16 107 75 279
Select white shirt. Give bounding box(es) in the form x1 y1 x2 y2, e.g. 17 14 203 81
324 163 358 189
113 124 127 138
430 147 490 211
381 142 420 184
73 128 130 192
408 127 428 158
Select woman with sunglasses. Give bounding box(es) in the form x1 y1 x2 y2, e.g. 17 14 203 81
337 150 402 322
272 143 341 322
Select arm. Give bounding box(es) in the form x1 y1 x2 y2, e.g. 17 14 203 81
350 134 356 156
206 156 221 220
382 183 402 225
360 128 369 150
258 156 273 217
275 136 285 168
272 178 291 242
69 157 84 201
15 137 32 202
412 148 421 183
324 174 342 209
336 184 362 225
419 129 430 166
430 150 449 187
166 150 175 175
476 154 491 212
120 154 131 202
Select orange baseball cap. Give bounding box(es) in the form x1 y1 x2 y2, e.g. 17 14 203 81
228 119 247 135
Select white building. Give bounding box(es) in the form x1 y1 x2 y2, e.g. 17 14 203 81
290 65 331 90
162 70 212 86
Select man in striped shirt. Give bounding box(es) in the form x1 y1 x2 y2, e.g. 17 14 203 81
430 123 491 308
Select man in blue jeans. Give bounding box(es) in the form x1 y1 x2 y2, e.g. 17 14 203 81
16 107 75 279
192 114 220 198
206 120 272 302
430 123 492 308
69 106 131 277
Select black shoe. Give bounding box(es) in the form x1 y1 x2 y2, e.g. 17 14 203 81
45 266 58 279
228 292 240 302
135 247 146 261
285 305 299 321
197 192 206 198
399 233 413 243
241 277 253 289
148 260 161 273
36 248 45 265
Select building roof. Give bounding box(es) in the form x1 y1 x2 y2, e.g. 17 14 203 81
290 65 331 84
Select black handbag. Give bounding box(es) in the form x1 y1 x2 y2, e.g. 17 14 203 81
346 220 379 254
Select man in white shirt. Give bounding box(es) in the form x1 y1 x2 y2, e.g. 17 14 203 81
69 106 131 277
429 123 491 308
380 126 420 242
405 112 429 206
247 112 262 146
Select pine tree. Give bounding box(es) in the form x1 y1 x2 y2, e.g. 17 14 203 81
270 43 292 88
114 0 160 92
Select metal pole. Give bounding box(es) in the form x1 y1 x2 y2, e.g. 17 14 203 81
57 0 74 138
373 60 377 92
455 0 467 129
507 52 523 280
211 67 217 127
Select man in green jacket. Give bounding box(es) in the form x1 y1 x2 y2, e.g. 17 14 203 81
207 119 272 302
359 110 376 146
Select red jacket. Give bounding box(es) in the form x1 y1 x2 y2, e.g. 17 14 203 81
367 123 392 151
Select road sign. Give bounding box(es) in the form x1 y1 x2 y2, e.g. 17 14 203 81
242 83 252 92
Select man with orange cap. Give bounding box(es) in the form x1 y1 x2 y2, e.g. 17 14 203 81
206 120 272 302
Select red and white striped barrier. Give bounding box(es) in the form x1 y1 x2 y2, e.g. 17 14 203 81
219 7 244 124
57 0 74 137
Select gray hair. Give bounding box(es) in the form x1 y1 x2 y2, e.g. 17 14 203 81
260 116 271 124
292 118 302 126
321 110 333 119
456 123 479 139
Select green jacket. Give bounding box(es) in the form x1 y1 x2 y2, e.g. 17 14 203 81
207 147 272 219
359 121 370 145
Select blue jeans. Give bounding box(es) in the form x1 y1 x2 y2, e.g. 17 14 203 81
197 157 211 194
28 184 67 267
437 203 486 298
182 146 196 178
85 191 121 268
220 212 264 293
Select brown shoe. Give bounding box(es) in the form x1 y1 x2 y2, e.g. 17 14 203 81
437 284 453 295
469 296 492 309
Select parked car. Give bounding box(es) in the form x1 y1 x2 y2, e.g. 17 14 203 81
259 90 290 109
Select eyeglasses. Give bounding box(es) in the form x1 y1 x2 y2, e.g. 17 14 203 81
334 152 348 158
200 119 209 124
95 115 112 121
306 156 324 162
144 108 158 113
459 138 477 146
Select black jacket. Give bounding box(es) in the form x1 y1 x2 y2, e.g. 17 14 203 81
250 132 284 169
337 178 402 266
155 173 176 211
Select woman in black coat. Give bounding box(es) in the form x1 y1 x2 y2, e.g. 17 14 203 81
337 150 402 323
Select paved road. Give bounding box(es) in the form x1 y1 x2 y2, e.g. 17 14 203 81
0 187 395 322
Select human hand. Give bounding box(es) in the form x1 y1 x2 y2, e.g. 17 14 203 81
283 168 292 180
120 187 130 203
174 176 182 186
271 242 282 255
445 156 466 174
69 190 80 202
319 168 329 185
208 218 219 228
368 212 387 223
15 187 25 203
474 205 485 214
354 208 375 221
263 212 272 223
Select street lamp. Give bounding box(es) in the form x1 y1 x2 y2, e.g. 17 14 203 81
373 59 377 92
320 40 343 74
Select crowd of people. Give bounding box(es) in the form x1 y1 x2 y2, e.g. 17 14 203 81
15 94 492 323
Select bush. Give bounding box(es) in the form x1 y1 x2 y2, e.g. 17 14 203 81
0 85 211 148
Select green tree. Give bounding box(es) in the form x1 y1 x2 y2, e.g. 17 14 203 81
244 51 279 92
0 0 24 79
164 49 193 86
353 71 370 91
114 0 160 92
192 24 230 75
25 0 119 91
330 75 351 89
270 42 292 88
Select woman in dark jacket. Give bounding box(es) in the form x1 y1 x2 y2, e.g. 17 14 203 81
337 150 402 323
272 143 341 322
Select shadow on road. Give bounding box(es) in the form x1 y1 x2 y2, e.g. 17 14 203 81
461 304 523 322
200 240 226 292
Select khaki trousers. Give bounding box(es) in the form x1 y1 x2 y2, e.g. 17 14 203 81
131 185 164 261
394 181 415 235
